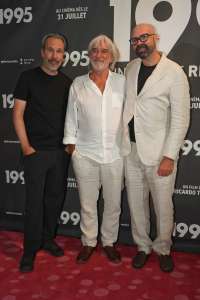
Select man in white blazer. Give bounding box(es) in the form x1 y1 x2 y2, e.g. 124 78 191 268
123 23 190 272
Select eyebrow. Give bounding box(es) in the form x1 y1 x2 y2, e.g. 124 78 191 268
133 32 154 37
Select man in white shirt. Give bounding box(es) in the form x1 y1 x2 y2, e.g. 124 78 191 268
63 35 125 264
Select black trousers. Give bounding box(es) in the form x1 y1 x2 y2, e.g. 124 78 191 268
23 149 70 255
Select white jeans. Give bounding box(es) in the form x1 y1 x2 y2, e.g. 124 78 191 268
125 143 177 255
72 151 123 247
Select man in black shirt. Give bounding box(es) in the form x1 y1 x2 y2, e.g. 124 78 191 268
13 33 72 272
122 23 190 272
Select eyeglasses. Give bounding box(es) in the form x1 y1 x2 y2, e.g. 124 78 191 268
129 33 155 46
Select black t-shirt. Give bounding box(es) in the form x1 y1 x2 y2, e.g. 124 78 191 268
129 62 157 142
14 67 72 150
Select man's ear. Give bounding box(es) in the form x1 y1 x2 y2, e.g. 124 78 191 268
155 34 160 42
41 49 44 59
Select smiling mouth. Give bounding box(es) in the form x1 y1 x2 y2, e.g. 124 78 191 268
49 60 59 64
137 45 147 51
138 49 147 54
93 59 104 62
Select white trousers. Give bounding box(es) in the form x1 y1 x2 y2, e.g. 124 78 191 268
125 143 177 255
72 151 123 247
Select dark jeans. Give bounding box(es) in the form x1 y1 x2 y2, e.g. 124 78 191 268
23 149 70 255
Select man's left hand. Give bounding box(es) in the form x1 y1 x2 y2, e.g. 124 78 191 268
157 157 174 177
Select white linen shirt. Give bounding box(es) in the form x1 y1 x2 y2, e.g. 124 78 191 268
63 71 125 163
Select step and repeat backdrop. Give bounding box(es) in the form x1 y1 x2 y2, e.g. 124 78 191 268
0 0 200 251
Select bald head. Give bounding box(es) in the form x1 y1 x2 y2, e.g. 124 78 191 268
132 23 157 37
130 23 160 64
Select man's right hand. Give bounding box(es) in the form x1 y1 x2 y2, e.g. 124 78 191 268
65 144 75 155
22 146 36 156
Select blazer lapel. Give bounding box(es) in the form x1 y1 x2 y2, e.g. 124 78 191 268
124 59 141 122
138 54 168 98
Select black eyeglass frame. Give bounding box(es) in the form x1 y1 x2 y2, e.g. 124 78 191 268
129 33 156 46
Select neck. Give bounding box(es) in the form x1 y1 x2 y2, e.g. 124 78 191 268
89 69 109 94
90 68 109 81
142 51 161 66
41 65 58 76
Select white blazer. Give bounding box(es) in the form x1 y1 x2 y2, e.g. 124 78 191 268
122 54 190 166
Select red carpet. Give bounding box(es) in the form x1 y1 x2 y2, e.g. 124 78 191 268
0 231 199 300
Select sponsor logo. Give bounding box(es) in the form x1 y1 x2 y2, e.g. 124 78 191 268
0 57 34 65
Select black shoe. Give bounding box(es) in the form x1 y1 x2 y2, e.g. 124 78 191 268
76 246 95 264
19 253 35 273
159 254 174 272
42 240 64 257
132 251 149 269
103 246 121 264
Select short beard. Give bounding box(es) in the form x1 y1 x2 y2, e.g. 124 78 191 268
135 44 151 59
90 60 109 72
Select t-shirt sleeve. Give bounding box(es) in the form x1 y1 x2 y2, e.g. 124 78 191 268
13 71 29 101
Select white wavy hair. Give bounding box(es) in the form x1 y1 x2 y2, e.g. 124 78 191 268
88 34 120 71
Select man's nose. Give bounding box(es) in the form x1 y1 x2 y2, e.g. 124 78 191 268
95 49 102 57
52 51 58 59
136 39 144 46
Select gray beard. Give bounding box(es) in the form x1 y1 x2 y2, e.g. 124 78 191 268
135 44 150 59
